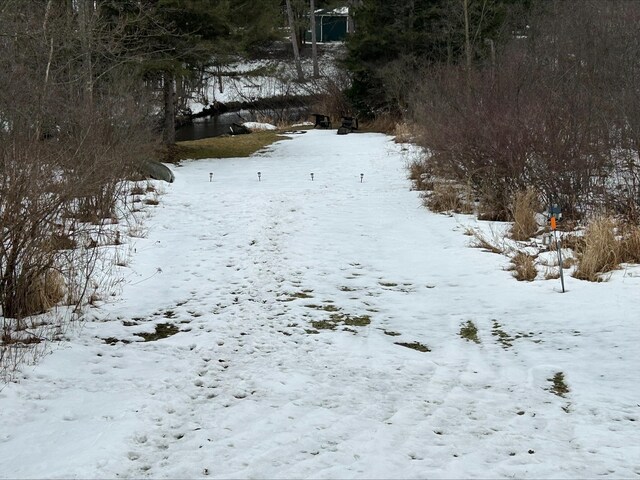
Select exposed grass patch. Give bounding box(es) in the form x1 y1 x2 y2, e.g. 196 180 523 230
395 341 431 352
136 323 180 342
383 330 401 336
491 320 514 349
459 320 480 344
310 320 337 330
280 290 314 302
304 303 340 312
548 372 569 397
335 313 371 327
173 131 288 161
509 252 537 281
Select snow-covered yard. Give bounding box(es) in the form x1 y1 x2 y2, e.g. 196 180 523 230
1 130 639 478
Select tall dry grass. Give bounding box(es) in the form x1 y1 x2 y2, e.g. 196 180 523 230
573 217 620 281
509 252 538 281
510 188 540 241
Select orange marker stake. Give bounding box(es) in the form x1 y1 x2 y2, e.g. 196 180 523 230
550 216 557 230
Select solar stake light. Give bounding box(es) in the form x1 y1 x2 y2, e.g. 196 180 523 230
310 173 314 181
209 172 213 182
547 203 565 293
360 173 364 183
257 171 261 182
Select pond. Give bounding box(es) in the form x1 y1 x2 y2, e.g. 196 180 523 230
175 107 311 142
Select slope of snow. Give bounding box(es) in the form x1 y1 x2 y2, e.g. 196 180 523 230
0 130 639 479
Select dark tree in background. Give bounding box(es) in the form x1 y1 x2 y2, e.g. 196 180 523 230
344 0 530 118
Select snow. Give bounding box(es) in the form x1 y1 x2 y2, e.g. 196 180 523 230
1 130 640 478
242 122 277 131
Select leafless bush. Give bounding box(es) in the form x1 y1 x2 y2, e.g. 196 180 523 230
0 1 157 378
410 0 640 223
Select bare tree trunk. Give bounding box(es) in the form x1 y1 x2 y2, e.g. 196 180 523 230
163 72 176 145
77 0 94 109
463 0 472 70
463 0 471 91
347 0 362 34
310 0 319 78
285 0 304 82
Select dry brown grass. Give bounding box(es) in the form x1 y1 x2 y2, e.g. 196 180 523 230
510 188 540 241
509 252 537 281
469 229 505 254
360 115 398 134
394 122 414 143
425 181 473 214
620 224 640 263
18 269 66 317
573 217 620 281
408 159 432 191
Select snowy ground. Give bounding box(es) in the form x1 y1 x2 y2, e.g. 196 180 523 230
1 130 639 479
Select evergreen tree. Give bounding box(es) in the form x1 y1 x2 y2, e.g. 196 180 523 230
345 0 530 117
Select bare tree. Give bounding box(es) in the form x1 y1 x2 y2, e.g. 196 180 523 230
285 0 305 81
310 0 319 78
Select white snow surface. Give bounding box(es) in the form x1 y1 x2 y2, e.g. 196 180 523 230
1 130 639 478
242 122 277 131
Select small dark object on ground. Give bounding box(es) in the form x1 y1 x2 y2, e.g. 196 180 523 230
312 113 332 129
337 116 359 135
230 123 251 135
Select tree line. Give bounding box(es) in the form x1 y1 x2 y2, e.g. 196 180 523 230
345 0 640 224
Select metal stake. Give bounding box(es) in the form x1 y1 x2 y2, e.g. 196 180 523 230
554 229 566 293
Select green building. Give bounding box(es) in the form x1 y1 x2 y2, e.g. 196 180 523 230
306 7 349 43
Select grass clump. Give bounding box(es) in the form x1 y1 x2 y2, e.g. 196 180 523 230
509 252 537 281
424 181 472 214
136 323 180 342
173 131 287 161
491 320 514 349
573 217 619 281
469 229 505 254
459 320 480 344
395 341 431 352
510 188 539 241
620 224 640 263
548 372 569 397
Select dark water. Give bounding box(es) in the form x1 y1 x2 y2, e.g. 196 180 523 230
175 111 254 142
175 107 311 142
